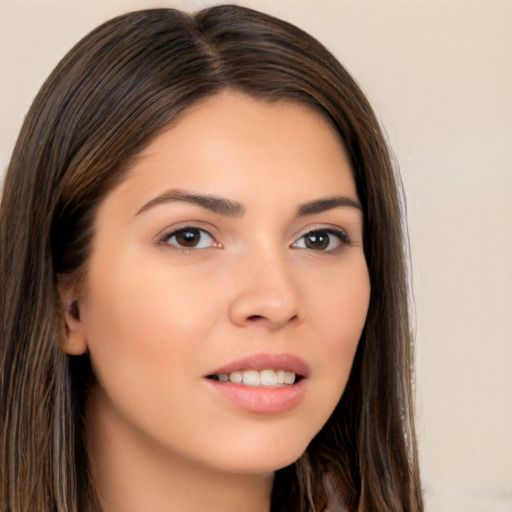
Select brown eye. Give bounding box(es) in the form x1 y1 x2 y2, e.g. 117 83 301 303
164 228 215 249
292 229 349 251
304 231 330 250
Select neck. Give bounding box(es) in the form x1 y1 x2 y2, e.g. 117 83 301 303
84 387 274 512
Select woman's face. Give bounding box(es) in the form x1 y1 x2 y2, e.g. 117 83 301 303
63 91 370 475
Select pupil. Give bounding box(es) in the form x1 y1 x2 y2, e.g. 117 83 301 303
306 231 328 250
176 229 200 247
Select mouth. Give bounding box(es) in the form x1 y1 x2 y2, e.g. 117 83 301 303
207 369 303 387
205 353 309 414
206 353 309 385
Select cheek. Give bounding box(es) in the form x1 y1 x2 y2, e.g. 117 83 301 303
84 255 218 337
312 255 370 337
306 261 370 397
78 266 229 451
326 274 370 353
79 263 222 396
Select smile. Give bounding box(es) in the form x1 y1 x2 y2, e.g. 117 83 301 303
205 354 309 414
208 369 297 386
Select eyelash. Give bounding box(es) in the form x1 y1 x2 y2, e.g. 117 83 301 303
292 228 352 252
159 226 352 252
160 226 218 252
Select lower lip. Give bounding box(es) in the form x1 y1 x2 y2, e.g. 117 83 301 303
206 379 307 415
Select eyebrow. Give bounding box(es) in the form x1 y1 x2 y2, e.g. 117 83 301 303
135 189 361 218
297 196 362 215
136 189 245 218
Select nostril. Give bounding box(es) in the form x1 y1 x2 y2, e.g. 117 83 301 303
245 313 300 326
286 315 301 327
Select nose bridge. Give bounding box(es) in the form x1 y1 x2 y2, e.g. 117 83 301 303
229 240 304 329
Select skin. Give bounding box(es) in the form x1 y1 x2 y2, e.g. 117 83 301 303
61 91 370 512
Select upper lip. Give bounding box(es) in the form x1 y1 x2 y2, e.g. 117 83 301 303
207 353 310 378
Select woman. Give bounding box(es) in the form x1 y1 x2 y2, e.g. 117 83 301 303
0 5 423 512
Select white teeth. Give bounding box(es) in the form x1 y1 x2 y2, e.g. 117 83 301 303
260 369 278 386
242 370 260 386
214 369 298 386
229 371 243 383
284 371 296 384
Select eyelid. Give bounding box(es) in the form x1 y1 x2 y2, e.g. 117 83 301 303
155 222 354 252
157 224 221 250
291 226 352 251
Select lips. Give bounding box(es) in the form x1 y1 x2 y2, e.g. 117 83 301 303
207 353 310 379
205 353 309 414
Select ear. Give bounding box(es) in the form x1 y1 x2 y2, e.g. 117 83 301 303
58 282 88 356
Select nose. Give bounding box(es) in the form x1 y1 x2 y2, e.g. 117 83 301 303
228 252 305 331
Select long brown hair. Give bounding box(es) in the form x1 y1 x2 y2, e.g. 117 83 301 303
1 5 423 511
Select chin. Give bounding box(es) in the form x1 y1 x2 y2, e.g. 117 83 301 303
206 435 311 475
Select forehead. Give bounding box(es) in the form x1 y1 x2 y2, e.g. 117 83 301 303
129 91 353 189
98 91 358 224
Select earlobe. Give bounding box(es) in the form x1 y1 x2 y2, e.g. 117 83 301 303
58 284 88 356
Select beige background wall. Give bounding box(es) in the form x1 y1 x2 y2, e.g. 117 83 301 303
1 1 511 510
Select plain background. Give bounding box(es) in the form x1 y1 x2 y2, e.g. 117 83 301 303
1 1 511 510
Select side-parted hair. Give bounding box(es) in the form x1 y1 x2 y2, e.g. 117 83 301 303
0 5 423 512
